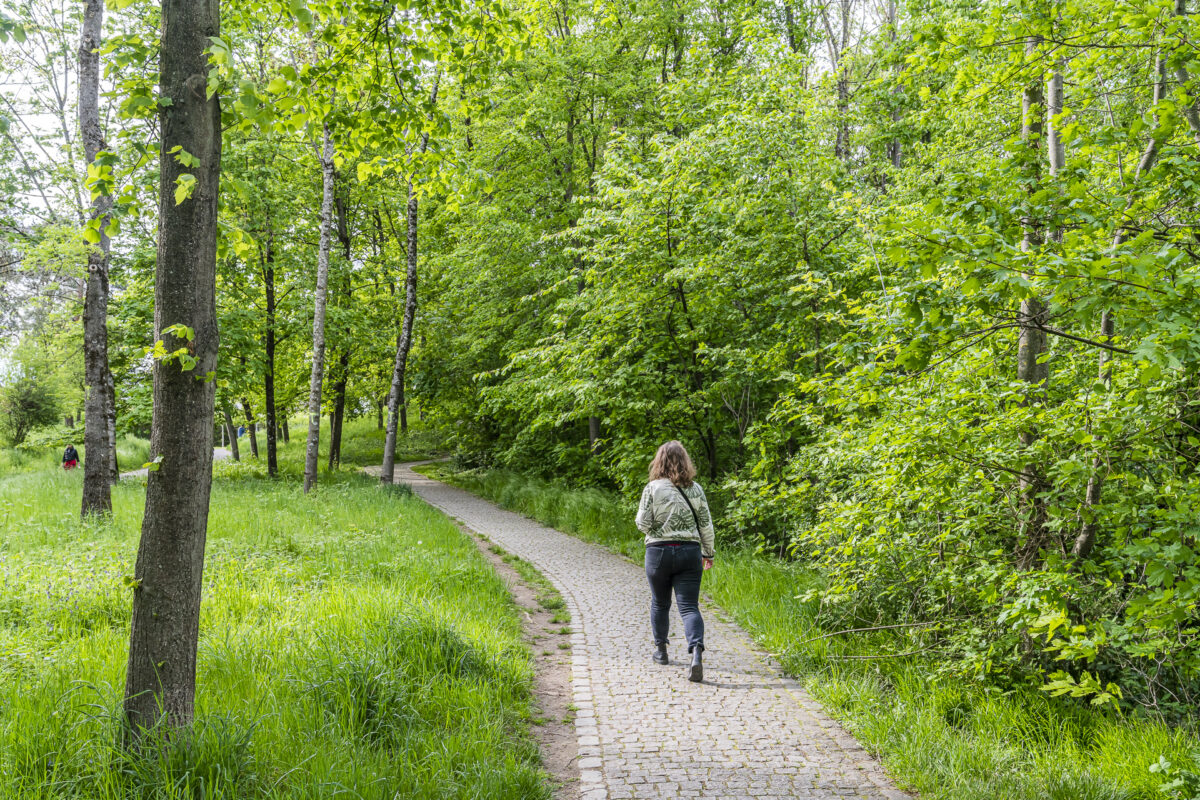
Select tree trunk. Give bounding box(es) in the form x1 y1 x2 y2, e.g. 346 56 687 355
329 349 349 469
303 123 336 493
124 0 221 736
382 82 438 481
328 193 352 470
381 178 419 482
1015 34 1048 570
222 403 239 462
588 416 601 451
79 0 113 517
282 416 289 443
106 367 119 482
263 229 277 477
1073 52 1168 560
377 400 384 430
242 398 259 459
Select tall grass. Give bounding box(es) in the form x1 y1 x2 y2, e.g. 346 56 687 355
0 464 547 799
421 466 1200 800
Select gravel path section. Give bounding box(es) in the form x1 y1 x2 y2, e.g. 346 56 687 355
385 463 907 800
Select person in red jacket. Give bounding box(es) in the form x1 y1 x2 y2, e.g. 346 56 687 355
62 444 78 470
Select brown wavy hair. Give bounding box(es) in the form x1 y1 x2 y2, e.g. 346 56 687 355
649 440 697 488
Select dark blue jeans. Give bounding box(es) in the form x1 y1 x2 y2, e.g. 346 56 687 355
645 543 705 653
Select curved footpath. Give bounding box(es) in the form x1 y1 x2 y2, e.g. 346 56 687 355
391 462 907 800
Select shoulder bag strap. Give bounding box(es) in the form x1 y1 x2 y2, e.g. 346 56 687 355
674 485 702 535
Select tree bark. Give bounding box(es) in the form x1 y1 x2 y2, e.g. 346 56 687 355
263 228 277 477
282 416 289 443
222 403 239 462
1073 52 1168 560
124 0 221 736
79 0 113 517
303 122 336 493
329 349 349 468
1015 34 1049 570
382 82 438 482
106 367 119 482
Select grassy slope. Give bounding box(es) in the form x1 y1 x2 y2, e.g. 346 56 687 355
0 431 545 799
416 465 1199 800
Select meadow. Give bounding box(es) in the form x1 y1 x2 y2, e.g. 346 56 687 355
417 465 1200 800
0 427 546 799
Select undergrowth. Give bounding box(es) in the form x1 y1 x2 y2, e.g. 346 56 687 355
418 464 1200 800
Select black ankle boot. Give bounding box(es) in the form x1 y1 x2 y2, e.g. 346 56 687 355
688 647 703 682
652 643 668 664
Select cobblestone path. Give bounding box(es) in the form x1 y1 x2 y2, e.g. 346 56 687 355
392 463 906 800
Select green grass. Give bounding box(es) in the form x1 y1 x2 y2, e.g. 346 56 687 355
229 417 444 474
0 460 548 798
418 465 1200 800
0 435 151 478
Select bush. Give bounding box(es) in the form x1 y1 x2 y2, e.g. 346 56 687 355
0 376 60 446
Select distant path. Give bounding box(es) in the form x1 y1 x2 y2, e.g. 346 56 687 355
119 447 232 480
370 462 907 800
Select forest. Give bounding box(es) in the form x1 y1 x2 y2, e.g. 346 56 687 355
3 0 1200 796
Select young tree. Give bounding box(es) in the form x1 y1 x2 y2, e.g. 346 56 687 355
123 0 221 735
78 0 115 516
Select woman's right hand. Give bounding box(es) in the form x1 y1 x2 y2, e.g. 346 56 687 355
703 558 714 571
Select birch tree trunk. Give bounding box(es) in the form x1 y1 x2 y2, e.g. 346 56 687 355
381 176 419 483
382 81 438 483
303 122 336 493
124 0 221 736
1015 34 1049 570
1073 52 1168 559
79 0 114 517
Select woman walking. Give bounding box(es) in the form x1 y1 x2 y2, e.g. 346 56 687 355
635 440 715 682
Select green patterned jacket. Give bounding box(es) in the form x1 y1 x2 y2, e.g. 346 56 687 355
635 478 716 559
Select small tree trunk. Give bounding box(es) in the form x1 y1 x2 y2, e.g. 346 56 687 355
303 122 336 494
263 228 278 477
328 349 348 469
222 403 240 462
242 398 259 459
1074 53 1168 560
106 367 119 482
124 0 221 737
382 179 420 482
80 0 113 517
1015 33 1049 570
377 401 383 430
282 416 289 443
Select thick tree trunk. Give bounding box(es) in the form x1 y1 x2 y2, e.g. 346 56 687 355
124 0 221 736
1015 34 1049 570
222 403 239 462
263 230 277 477
79 0 113 517
303 123 336 493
